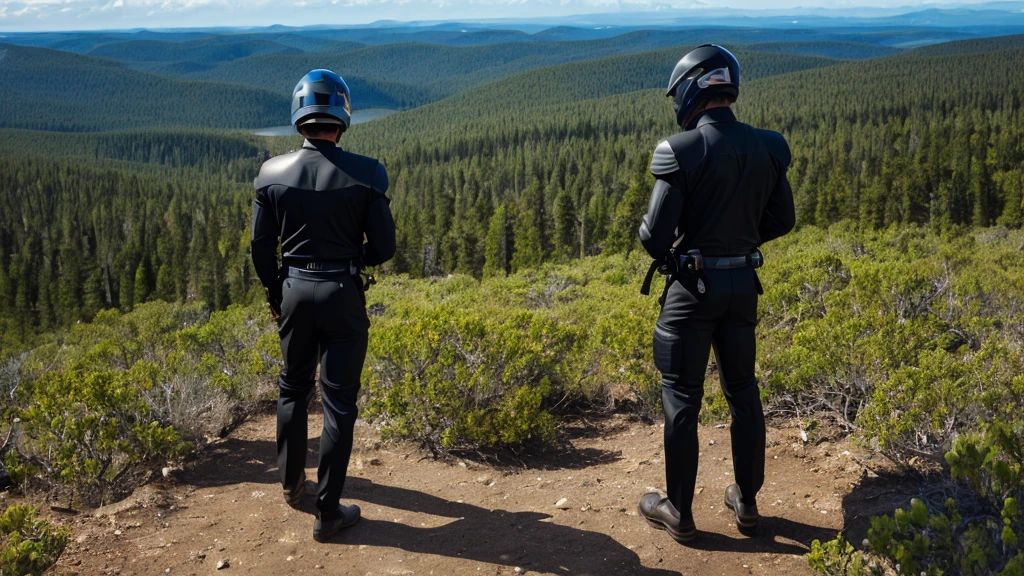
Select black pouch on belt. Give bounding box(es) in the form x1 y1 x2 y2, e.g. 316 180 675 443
681 249 708 295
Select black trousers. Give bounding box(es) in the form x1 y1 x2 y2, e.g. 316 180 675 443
654 267 765 514
276 268 370 520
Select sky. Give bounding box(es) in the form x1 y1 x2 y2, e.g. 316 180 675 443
0 0 1011 32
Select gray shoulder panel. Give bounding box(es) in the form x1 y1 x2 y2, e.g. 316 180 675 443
651 130 705 177
650 140 679 176
758 129 791 168
255 148 384 192
255 150 304 190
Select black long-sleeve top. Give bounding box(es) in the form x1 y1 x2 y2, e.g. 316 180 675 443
638 107 795 260
250 139 396 291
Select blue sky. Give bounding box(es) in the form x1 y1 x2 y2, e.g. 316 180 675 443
0 0 1008 31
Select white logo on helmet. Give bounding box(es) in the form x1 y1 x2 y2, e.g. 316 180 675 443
697 68 733 89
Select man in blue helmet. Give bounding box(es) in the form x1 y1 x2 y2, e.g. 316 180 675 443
636 45 795 543
250 69 396 542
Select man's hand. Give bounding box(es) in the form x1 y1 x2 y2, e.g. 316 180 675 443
266 287 282 320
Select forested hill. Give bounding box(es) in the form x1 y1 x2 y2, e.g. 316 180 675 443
744 41 904 59
909 32 1024 55
86 38 304 63
335 43 1024 276
0 43 287 131
2 31 1024 347
334 47 837 155
738 47 1024 228
177 32 702 106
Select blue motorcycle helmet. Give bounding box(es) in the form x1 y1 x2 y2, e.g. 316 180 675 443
291 69 352 131
666 44 740 130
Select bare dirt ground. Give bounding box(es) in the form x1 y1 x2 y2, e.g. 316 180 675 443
26 409 912 576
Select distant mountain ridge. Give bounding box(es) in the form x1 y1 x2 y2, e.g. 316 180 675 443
7 2 1024 33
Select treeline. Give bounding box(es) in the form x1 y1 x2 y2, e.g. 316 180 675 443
0 129 266 179
333 45 1024 277
0 155 259 353
4 44 1024 347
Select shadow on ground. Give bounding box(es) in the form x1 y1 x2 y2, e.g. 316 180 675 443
839 470 933 544
184 430 840 575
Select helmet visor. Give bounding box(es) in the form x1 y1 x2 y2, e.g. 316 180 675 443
697 67 733 89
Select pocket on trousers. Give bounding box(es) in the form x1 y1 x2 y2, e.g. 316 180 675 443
653 324 681 376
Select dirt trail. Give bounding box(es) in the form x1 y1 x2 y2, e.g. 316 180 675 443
44 411 892 576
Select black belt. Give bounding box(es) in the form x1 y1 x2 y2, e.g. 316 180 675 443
285 267 354 282
641 250 763 296
680 251 763 272
282 260 356 273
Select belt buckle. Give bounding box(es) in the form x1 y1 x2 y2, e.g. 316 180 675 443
685 250 704 271
306 262 322 271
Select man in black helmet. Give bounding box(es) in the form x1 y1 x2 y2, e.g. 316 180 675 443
250 69 396 542
636 45 795 543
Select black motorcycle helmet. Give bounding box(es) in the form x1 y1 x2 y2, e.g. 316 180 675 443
290 69 352 131
666 44 740 130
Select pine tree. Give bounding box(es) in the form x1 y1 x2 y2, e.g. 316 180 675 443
511 208 543 273
133 261 150 308
553 188 577 260
483 204 509 278
606 174 649 255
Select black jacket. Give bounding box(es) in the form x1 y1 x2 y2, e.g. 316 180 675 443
250 139 396 292
639 107 795 259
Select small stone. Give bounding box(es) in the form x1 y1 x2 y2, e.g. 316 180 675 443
476 475 492 485
708 439 716 446
114 530 122 536
216 560 229 570
554 498 569 509
165 570 171 574
286 556 294 562
514 568 522 573
162 467 172 479
368 458 382 466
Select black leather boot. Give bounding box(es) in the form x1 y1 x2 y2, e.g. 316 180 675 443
284 471 306 508
724 484 758 534
638 493 697 543
313 504 361 542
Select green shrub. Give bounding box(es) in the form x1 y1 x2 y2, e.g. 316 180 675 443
760 226 1024 460
15 366 186 485
809 421 1024 576
3 301 280 496
364 304 570 450
0 505 69 576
